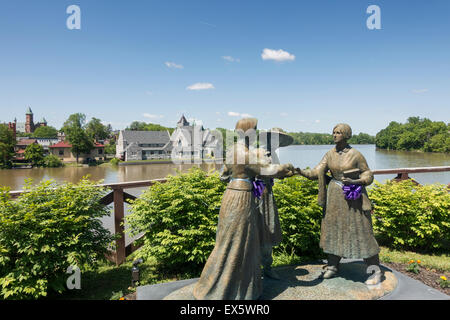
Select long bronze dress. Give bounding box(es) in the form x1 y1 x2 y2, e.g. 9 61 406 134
193 143 292 300
302 146 380 259
220 149 283 269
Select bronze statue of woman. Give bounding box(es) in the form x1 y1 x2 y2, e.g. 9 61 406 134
296 123 382 285
193 118 295 300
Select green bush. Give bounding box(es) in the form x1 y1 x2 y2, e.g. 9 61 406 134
273 176 323 257
43 154 63 168
126 169 325 271
0 178 115 299
126 168 226 271
369 180 450 252
109 157 120 166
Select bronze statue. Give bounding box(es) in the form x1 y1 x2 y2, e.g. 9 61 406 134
255 128 294 279
193 118 295 300
296 123 382 285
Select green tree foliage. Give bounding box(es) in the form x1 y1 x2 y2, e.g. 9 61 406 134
272 176 323 257
24 143 45 167
86 118 111 141
288 132 334 145
369 180 450 252
42 154 63 168
0 178 115 299
375 117 449 152
126 121 174 134
62 113 94 163
31 126 58 138
0 124 16 169
126 168 226 271
348 132 376 144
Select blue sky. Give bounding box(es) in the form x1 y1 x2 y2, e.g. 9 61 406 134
0 0 449 135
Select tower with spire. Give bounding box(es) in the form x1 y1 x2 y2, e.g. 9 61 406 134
25 106 34 133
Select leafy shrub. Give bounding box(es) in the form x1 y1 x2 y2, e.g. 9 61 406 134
109 157 120 166
43 154 63 168
272 176 323 257
0 178 115 299
126 168 226 271
369 180 450 252
127 169 325 272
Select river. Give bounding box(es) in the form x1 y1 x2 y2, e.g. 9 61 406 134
1 145 448 190
2 145 448 245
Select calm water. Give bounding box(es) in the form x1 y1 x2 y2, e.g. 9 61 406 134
277 144 450 185
2 145 448 245
1 145 449 190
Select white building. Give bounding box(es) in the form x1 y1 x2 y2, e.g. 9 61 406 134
170 115 221 160
116 130 172 161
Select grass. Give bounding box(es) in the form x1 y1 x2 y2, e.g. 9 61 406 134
51 252 202 300
379 246 450 272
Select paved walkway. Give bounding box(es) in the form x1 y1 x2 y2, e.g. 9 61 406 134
137 259 449 300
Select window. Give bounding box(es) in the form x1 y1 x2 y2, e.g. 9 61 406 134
59 150 64 156
98 149 103 154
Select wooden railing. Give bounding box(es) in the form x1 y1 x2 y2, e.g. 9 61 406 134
8 166 449 265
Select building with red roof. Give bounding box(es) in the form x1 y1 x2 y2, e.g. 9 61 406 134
49 141 105 163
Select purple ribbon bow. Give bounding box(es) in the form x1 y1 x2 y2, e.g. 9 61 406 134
252 180 266 199
342 184 362 200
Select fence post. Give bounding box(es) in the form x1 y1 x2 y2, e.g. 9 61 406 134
113 187 126 265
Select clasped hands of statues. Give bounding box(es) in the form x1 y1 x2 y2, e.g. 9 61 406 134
286 167 361 185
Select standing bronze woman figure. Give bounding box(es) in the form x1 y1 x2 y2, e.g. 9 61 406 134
297 123 382 285
193 118 294 300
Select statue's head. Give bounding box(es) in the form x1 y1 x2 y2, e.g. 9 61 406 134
235 118 258 132
332 123 352 142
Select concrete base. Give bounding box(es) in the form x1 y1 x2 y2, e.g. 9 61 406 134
137 259 449 300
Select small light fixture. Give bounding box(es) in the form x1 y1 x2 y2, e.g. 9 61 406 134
131 258 143 287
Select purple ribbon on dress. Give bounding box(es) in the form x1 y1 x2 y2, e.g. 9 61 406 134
342 184 362 200
252 180 266 199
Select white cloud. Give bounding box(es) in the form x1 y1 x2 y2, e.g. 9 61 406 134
165 61 184 69
261 48 295 62
315 119 320 123
412 88 428 94
145 90 153 95
280 112 288 117
186 82 215 90
222 56 240 63
143 113 164 119
227 111 253 118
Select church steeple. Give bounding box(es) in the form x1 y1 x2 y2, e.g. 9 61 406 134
26 106 33 115
177 114 190 127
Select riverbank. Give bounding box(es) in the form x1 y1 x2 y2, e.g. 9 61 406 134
118 158 224 166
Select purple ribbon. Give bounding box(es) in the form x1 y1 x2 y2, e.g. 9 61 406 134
252 179 274 199
252 180 266 199
342 184 362 200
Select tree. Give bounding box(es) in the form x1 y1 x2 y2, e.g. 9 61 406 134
375 117 449 152
24 143 45 167
62 113 94 163
126 121 174 134
86 118 110 141
0 124 16 169
32 126 58 138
